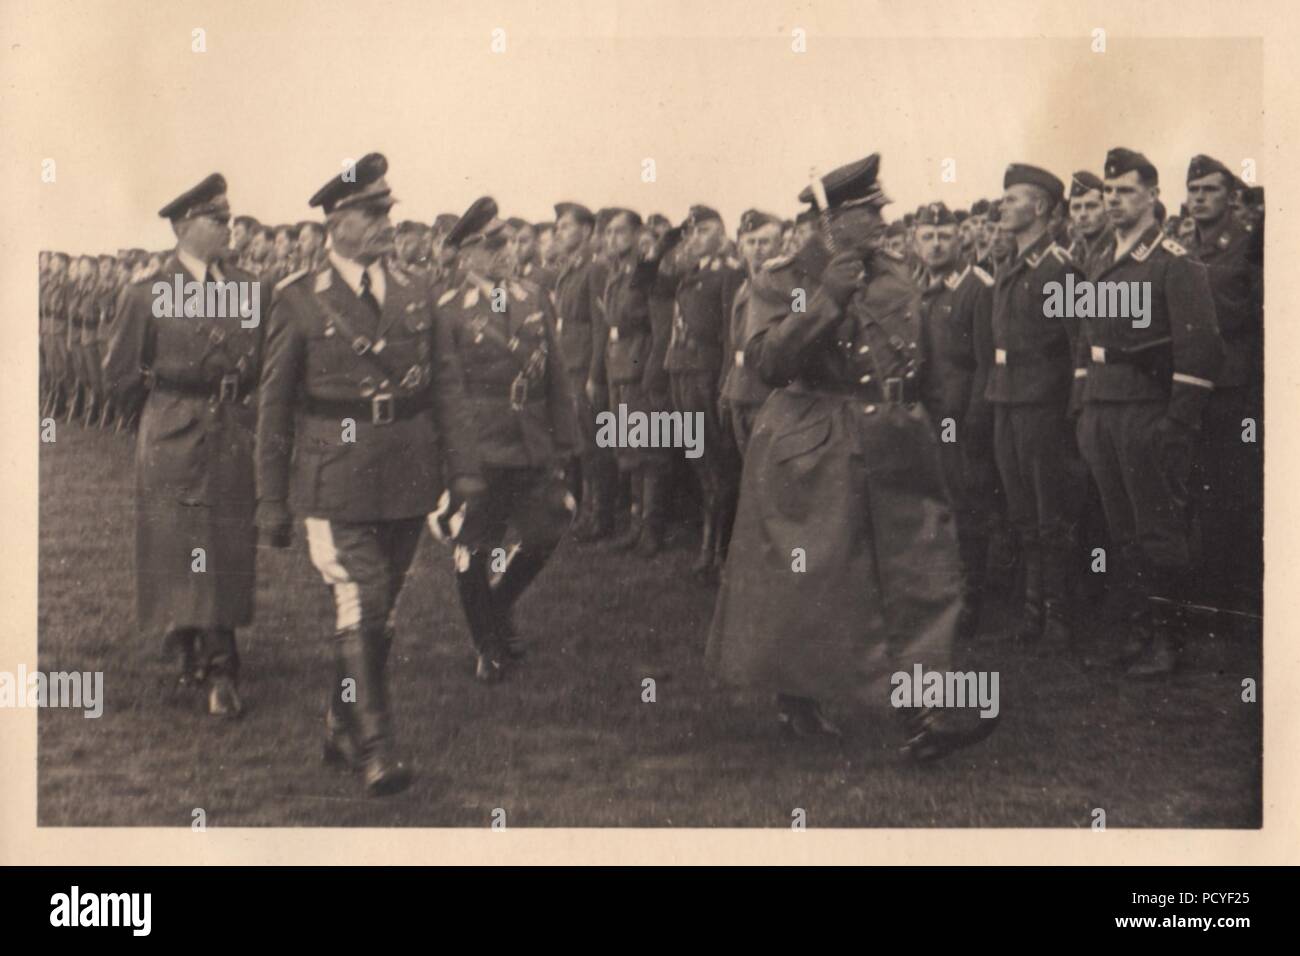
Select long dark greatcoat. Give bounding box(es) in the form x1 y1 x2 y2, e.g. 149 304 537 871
103 254 262 635
706 252 963 703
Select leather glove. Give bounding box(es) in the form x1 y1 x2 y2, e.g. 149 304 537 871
820 251 867 308
256 499 292 549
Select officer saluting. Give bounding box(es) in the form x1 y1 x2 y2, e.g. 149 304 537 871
1073 147 1224 676
102 173 261 717
431 197 576 682
256 154 482 796
708 154 994 759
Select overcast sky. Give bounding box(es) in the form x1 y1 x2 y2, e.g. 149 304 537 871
11 1 1263 254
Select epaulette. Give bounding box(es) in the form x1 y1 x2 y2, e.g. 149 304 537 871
972 265 995 287
437 286 459 308
1161 238 1187 256
275 268 309 293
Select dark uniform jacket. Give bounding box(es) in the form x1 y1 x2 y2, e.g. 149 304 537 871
918 263 995 433
719 277 775 406
256 260 480 524
985 231 1080 407
552 251 604 380
1184 215 1261 390
663 252 744 375
435 274 575 469
1073 224 1224 428
595 257 656 386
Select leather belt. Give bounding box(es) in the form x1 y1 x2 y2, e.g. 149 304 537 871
792 374 920 404
304 392 430 425
153 372 250 404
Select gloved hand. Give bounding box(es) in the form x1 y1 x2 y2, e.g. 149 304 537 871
256 499 292 549
820 251 867 308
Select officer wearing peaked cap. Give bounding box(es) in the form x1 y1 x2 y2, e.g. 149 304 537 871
708 154 995 759
102 172 262 718
986 161 1084 652
1180 153 1262 614
255 153 483 795
430 196 576 682
1071 147 1225 676
914 201 998 640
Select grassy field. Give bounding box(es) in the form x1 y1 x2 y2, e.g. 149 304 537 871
37 424 1262 828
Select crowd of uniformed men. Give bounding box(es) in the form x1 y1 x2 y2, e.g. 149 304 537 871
38 146 1264 793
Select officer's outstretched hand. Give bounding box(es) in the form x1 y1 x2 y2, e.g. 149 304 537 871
821 251 867 307
256 500 292 549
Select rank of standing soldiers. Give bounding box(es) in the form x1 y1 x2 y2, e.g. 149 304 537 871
37 148 1265 793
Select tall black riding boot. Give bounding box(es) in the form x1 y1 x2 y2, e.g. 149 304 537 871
335 625 412 795
457 548 507 682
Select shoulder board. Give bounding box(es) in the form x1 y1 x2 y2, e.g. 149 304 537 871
762 253 795 273
313 269 332 293
437 287 459 308
972 265 995 286
275 268 309 293
1161 238 1187 256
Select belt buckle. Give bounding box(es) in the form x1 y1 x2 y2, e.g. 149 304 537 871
1090 345 1106 364
371 392 395 425
509 376 527 411
883 377 904 403
995 348 1007 365
218 372 240 403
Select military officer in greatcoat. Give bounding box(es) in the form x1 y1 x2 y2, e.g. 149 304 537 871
987 163 1083 652
430 197 577 682
1181 154 1263 614
256 154 483 795
707 154 995 760
1073 147 1224 675
914 201 998 640
102 173 262 717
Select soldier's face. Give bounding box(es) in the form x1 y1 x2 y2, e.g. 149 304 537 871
606 214 637 258
98 259 113 279
231 222 250 252
555 213 591 255
1000 185 1048 233
992 226 1016 260
462 239 511 280
510 226 537 267
1069 191 1106 239
50 257 66 277
826 205 885 255
1187 173 1231 224
395 232 419 263
751 223 783 267
916 224 959 270
793 221 814 249
329 204 395 264
177 214 232 263
1103 171 1157 231
637 230 656 258
537 229 554 261
297 227 322 260
687 219 724 258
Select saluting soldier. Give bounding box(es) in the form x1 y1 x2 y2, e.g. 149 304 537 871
719 209 783 458
987 163 1083 651
914 201 998 640
659 205 744 580
431 197 576 682
1073 148 1224 675
256 154 482 796
1181 154 1264 614
102 173 262 717
708 154 995 760
552 201 617 542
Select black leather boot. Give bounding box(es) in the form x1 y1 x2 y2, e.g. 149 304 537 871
336 625 412 796
634 472 664 558
199 629 242 718
456 548 507 682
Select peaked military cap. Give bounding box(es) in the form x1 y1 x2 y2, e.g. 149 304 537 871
1187 154 1233 184
1069 170 1103 198
309 152 395 215
1004 163 1065 203
158 172 230 221
554 202 595 226
1104 147 1157 183
798 153 888 210
916 201 957 226
970 198 991 216
445 196 499 249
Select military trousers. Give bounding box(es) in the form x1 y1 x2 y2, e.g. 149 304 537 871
454 465 575 555
304 516 425 634
993 403 1079 574
607 381 673 474
1076 401 1195 598
669 370 739 507
567 370 617 512
933 430 998 593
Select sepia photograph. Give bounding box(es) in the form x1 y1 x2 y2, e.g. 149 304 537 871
3 0 1291 864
